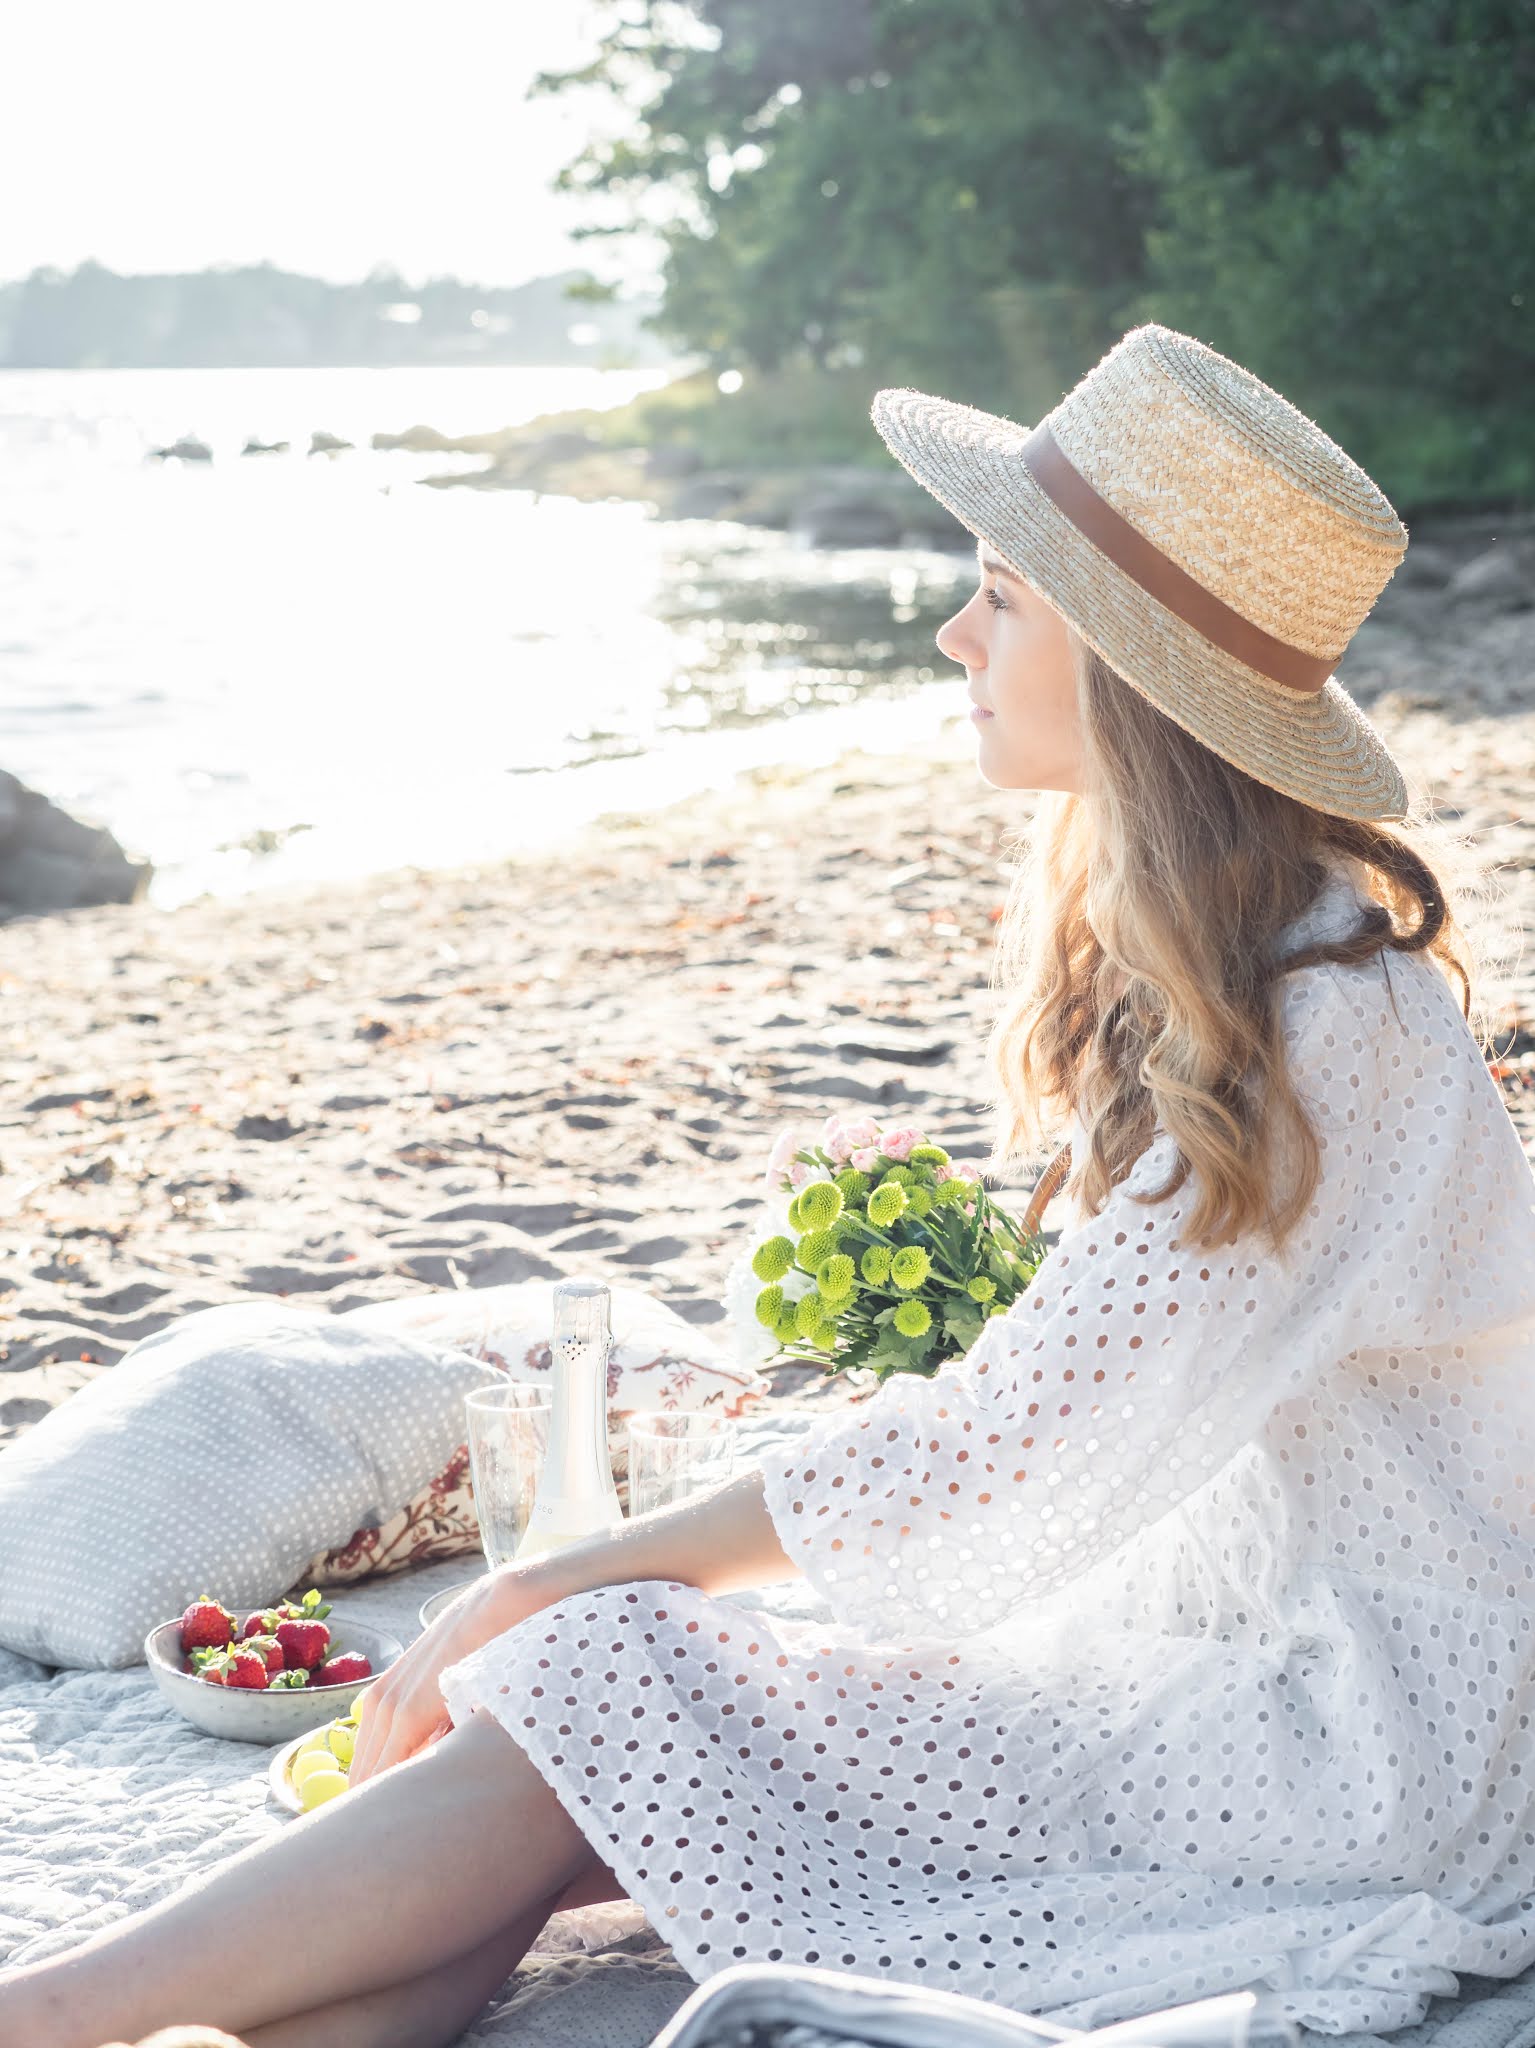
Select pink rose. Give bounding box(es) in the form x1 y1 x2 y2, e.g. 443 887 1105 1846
788 1160 822 1189
828 1116 880 1164
765 1125 802 1186
850 1145 883 1173
878 1126 925 1163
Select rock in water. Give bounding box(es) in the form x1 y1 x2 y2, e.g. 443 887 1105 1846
0 770 153 920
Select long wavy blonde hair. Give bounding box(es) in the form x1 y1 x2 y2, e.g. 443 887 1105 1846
986 633 1516 1255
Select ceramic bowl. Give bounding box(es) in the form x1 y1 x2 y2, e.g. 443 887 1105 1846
144 1613 404 1745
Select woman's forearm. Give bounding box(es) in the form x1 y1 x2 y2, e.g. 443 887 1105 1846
500 1463 800 1612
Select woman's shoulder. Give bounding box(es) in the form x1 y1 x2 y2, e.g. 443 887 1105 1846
1276 869 1465 1058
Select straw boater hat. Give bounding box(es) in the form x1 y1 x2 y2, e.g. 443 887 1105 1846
870 322 1412 822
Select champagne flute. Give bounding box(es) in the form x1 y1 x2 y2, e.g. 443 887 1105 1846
625 1410 737 1519
464 1383 554 1567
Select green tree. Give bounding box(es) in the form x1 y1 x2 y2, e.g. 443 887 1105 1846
1128 0 1535 493
534 0 1161 401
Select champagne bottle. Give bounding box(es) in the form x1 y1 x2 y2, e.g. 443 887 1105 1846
515 1278 625 1560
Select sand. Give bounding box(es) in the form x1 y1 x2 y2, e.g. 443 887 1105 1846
2 652 1534 1457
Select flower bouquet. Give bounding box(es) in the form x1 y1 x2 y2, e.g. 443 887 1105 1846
724 1114 1052 1385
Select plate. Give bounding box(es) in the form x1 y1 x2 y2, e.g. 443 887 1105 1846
418 1578 481 1631
267 1720 358 1816
268 1731 308 1814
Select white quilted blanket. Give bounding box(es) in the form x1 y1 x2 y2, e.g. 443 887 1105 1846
0 1549 832 2046
13 1516 1535 2048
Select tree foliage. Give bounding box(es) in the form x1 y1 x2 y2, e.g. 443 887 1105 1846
535 0 1534 501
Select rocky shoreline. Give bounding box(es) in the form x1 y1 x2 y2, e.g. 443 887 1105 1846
378 418 978 550
380 406 1535 567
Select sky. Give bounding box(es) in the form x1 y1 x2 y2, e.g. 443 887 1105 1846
1 1 666 294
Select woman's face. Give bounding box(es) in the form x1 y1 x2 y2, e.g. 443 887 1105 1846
935 539 1084 793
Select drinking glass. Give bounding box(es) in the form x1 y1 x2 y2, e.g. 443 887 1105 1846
626 1410 737 1519
464 1383 554 1567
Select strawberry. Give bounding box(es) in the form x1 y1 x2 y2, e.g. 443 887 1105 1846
241 1608 283 1640
179 1597 237 1654
273 1588 332 1625
275 1618 331 1671
313 1653 372 1686
218 1645 271 1691
244 1633 285 1676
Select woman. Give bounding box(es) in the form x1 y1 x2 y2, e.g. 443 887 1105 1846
7 321 1535 2048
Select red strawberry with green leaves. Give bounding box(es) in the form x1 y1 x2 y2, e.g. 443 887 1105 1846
244 1633 285 1676
179 1596 237 1654
314 1652 371 1686
223 1645 271 1690
197 1644 270 1690
241 1608 284 1640
275 1618 330 1671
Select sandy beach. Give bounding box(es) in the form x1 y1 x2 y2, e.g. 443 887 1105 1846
3 637 1534 1458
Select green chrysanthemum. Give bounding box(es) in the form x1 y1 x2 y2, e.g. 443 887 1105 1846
816 1253 856 1300
932 1177 968 1207
890 1245 931 1291
881 1163 916 1186
755 1284 786 1327
904 1186 933 1220
797 1180 844 1231
796 1226 842 1272
909 1144 950 1168
987 1302 1009 1318
810 1321 840 1352
860 1244 893 1286
775 1311 803 1345
793 1289 826 1337
966 1274 997 1302
867 1183 907 1227
834 1167 870 1203
751 1236 795 1283
893 1299 932 1338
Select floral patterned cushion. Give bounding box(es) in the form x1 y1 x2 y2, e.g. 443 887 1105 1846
296 1281 764 1587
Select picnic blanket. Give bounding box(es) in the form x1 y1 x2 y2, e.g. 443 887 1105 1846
7 1412 1535 2048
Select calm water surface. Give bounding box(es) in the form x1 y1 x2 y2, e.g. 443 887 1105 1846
0 364 976 908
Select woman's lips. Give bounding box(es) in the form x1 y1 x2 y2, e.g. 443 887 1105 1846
969 704 995 722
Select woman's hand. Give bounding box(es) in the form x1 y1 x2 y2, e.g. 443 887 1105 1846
349 1464 798 1785
349 1563 558 1785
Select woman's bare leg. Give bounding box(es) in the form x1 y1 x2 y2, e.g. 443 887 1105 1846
0 1708 611 2048
239 1853 636 2048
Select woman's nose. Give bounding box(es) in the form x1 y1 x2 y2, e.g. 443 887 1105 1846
936 603 978 667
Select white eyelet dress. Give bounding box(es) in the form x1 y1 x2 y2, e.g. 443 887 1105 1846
438 866 1535 2037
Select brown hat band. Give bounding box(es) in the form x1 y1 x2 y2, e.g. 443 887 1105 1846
1017 423 1336 696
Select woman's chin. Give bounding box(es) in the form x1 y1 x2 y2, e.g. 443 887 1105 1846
973 738 1053 795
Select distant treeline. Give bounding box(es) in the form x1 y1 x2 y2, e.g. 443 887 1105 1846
0 261 674 370
534 0 1535 507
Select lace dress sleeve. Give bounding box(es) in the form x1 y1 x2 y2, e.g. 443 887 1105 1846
755 960 1417 1640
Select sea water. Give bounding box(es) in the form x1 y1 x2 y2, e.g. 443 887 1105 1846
0 362 974 910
